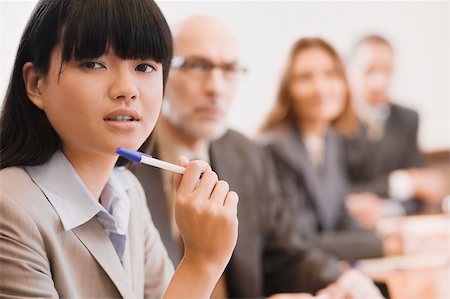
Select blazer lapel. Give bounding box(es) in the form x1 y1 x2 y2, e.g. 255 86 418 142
320 131 347 229
375 105 402 171
72 219 137 298
366 104 402 175
279 128 333 230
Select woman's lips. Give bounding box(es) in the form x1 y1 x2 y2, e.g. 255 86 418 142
104 108 141 130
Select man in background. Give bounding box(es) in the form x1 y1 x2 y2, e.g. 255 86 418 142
345 35 447 229
131 15 384 299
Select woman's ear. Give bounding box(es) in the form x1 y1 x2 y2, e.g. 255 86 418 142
22 62 45 110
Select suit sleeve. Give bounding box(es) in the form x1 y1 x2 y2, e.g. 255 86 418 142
318 139 384 260
346 111 426 213
399 110 426 168
347 109 426 196
343 127 391 197
0 194 59 298
318 230 383 260
260 146 342 295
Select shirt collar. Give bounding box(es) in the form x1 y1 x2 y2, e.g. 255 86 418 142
358 102 391 125
25 150 134 231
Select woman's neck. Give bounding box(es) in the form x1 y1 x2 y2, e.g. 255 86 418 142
298 119 329 137
62 146 116 201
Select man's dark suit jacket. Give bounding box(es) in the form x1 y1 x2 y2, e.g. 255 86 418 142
345 103 426 213
262 126 383 260
131 130 342 298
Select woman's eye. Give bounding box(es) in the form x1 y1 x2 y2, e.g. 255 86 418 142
294 73 311 81
136 64 155 73
80 61 104 69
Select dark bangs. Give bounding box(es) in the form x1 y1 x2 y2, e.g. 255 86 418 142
0 0 172 169
61 0 173 84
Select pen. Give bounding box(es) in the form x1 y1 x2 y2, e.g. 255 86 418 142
116 147 185 174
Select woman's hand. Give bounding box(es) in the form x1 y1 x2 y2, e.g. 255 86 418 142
173 156 239 275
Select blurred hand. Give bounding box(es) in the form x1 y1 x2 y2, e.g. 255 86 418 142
173 156 239 274
406 168 448 204
346 192 386 230
317 269 384 299
382 231 404 256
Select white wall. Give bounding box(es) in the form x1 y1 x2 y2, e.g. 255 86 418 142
1 0 448 151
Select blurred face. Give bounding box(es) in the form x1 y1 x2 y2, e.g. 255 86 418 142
351 42 393 105
289 48 347 125
37 46 163 157
163 23 239 142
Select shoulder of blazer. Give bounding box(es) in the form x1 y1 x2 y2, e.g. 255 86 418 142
390 103 420 127
213 129 261 154
259 123 296 146
211 129 268 172
259 125 300 164
1 165 32 184
0 166 56 251
0 166 45 206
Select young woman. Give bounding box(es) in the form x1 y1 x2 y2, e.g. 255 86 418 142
260 37 384 260
0 0 238 298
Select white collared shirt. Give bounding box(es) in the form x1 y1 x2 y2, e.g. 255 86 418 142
25 150 132 262
360 103 391 141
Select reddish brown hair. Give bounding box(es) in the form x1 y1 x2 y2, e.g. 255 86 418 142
260 37 357 136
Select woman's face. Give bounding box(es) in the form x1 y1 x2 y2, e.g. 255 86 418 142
289 47 347 125
36 46 163 157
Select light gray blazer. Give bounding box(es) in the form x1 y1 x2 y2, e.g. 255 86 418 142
0 166 174 298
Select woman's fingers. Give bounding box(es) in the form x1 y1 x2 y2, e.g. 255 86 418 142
209 180 229 206
173 157 239 275
224 191 239 214
194 170 219 199
177 159 211 194
174 157 237 215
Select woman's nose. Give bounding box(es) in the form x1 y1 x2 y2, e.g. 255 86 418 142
312 76 331 97
109 70 139 101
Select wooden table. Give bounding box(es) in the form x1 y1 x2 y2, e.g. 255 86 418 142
369 262 449 299
356 215 449 299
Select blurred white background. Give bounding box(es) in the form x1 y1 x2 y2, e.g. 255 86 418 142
1 0 448 152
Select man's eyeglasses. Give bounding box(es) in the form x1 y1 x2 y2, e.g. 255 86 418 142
171 56 247 81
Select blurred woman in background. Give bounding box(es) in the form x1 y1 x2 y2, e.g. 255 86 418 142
260 37 392 260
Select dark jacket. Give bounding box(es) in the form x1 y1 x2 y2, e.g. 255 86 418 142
262 126 384 260
345 103 426 213
131 129 342 298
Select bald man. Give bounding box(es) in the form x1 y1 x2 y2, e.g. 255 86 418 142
131 16 385 298
129 15 340 297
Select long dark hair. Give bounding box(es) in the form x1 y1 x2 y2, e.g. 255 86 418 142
0 0 173 169
260 37 357 137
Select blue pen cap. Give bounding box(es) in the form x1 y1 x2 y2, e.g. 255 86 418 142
116 147 143 163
